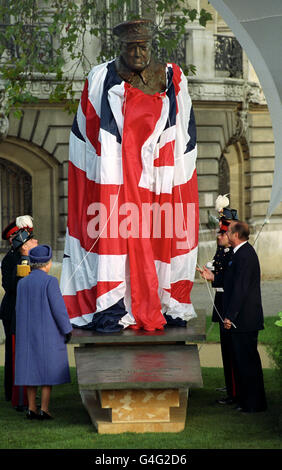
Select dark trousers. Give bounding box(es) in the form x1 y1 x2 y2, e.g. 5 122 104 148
2 319 27 408
230 331 267 412
11 334 28 409
2 318 13 401
219 326 237 400
213 292 237 400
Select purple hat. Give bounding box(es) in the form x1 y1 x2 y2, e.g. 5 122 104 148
29 244 52 264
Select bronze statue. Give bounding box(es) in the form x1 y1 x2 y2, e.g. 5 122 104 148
113 19 166 95
61 18 199 332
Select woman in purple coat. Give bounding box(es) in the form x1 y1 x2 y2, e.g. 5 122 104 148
15 244 72 420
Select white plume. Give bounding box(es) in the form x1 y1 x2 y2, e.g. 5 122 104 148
16 215 33 229
215 194 229 212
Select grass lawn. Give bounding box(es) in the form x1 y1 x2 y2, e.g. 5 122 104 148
0 366 281 450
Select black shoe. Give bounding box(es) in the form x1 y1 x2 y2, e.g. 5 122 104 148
216 397 236 405
39 410 54 420
26 409 40 420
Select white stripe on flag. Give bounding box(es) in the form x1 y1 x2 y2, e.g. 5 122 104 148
87 62 111 117
171 246 198 283
60 231 127 295
173 146 197 186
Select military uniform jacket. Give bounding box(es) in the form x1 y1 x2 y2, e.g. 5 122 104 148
211 245 233 322
0 249 22 334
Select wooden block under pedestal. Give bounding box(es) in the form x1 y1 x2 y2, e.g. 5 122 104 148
80 388 188 434
99 389 179 423
112 405 169 423
75 344 203 390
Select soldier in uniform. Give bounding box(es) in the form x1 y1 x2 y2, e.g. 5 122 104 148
0 216 38 409
197 199 239 405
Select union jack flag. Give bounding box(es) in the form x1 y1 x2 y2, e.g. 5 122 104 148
60 60 199 331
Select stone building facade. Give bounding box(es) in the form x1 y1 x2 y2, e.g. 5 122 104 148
0 0 281 278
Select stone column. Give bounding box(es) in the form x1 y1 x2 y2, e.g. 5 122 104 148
186 24 215 79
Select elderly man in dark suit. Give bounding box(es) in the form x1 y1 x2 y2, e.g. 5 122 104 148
223 220 267 413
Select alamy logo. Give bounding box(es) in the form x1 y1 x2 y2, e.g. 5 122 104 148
86 196 197 250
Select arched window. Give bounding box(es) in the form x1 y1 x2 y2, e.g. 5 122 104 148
0 158 32 250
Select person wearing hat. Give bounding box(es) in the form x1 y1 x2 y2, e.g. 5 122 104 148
14 244 73 420
113 18 166 95
197 195 239 405
0 216 37 406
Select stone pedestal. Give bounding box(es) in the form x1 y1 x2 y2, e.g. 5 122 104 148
71 310 206 434
80 388 189 434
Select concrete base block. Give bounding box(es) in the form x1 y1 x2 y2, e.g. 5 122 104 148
80 388 188 434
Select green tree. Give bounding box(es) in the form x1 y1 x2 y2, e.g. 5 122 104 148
0 0 212 116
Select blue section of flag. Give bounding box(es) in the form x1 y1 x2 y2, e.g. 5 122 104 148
71 113 85 142
100 61 123 143
164 67 177 129
185 106 196 153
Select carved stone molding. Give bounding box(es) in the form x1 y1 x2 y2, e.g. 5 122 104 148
225 81 265 149
4 74 267 110
190 78 266 152
24 77 85 100
189 77 266 106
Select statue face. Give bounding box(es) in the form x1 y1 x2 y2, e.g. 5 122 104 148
120 41 152 72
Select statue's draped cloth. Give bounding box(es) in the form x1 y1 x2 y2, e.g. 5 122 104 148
60 60 199 331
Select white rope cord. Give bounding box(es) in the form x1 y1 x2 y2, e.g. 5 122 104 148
253 218 268 247
63 184 122 292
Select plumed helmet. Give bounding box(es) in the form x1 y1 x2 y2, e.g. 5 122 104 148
15 215 33 232
2 214 33 241
215 194 229 213
215 194 238 220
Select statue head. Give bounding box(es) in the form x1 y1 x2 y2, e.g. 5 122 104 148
113 19 154 72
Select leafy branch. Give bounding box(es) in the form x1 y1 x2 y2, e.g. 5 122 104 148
0 0 212 116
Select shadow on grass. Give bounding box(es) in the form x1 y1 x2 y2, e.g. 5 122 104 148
0 367 281 450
